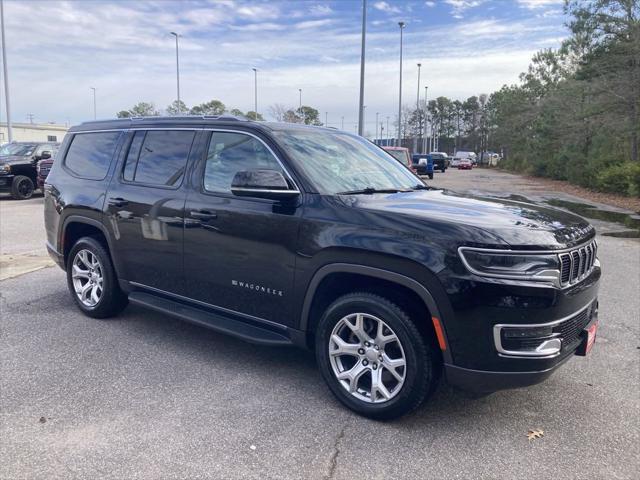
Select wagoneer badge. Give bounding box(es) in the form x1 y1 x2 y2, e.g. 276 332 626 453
231 280 283 297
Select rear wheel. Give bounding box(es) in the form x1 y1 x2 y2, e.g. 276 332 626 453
428 173 434 179
11 175 34 200
66 237 128 318
316 292 440 420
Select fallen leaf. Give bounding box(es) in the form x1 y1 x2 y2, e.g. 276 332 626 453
39 417 46 424
527 429 544 441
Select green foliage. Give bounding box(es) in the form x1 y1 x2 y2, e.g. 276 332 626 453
166 100 188 115
116 102 160 118
488 0 639 197
190 100 226 116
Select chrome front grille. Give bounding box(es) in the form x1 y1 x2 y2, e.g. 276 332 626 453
559 240 597 286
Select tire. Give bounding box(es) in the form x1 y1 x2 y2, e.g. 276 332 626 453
441 167 446 173
428 173 434 180
316 292 440 420
66 236 128 319
11 175 34 200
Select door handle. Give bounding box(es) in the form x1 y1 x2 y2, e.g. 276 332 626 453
190 210 217 220
108 197 129 207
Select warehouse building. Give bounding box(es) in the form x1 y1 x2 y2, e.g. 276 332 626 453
0 122 68 144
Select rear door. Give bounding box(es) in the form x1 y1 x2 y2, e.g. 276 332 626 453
104 128 199 295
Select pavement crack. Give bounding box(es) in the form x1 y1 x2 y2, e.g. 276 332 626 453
325 425 347 480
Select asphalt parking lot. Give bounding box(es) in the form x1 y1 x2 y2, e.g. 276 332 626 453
1 169 639 479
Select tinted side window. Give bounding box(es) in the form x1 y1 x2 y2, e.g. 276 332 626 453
64 132 121 180
123 130 195 187
204 132 283 194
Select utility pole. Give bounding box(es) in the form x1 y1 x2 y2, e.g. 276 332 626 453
415 63 421 153
27 113 34 124
386 116 390 146
357 0 367 136
1 0 13 142
397 21 405 148
90 87 96 119
375 112 379 144
341 116 344 130
325 111 328 127
170 32 181 114
252 68 258 119
423 86 428 153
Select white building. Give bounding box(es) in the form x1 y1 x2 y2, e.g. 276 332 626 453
0 122 68 144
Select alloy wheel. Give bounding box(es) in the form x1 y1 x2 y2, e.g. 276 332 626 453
71 249 104 307
328 312 406 403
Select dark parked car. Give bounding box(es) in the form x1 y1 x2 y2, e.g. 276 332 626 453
0 142 59 199
428 152 449 173
44 117 600 419
37 157 55 190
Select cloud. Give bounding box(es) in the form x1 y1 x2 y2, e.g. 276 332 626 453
445 0 485 18
309 4 333 16
294 19 334 30
425 1 436 7
373 2 401 14
517 0 564 9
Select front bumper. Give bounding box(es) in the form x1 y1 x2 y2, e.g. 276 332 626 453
0 175 15 192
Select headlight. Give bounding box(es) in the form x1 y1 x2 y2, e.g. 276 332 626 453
0 164 10 174
459 247 560 284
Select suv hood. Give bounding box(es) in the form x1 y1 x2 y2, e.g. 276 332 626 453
349 189 594 249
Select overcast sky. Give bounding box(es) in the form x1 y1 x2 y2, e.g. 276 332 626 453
1 0 567 133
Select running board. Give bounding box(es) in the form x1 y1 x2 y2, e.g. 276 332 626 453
128 291 294 347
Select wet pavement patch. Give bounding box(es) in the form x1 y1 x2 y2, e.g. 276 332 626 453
544 199 640 238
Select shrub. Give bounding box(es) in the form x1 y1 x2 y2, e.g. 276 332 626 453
595 162 640 197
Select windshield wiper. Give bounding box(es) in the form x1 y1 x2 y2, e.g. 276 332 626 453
411 184 430 190
337 187 403 195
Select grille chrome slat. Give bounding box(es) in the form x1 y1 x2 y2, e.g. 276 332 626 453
559 240 597 286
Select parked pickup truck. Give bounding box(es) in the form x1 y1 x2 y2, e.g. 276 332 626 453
0 142 59 199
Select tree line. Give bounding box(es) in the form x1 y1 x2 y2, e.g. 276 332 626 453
116 99 265 121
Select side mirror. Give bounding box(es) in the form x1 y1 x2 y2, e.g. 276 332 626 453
40 151 52 160
231 169 299 200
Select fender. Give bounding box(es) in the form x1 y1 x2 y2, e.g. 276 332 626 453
60 215 121 276
300 263 453 363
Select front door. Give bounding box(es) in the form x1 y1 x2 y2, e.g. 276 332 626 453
105 129 199 294
183 130 301 326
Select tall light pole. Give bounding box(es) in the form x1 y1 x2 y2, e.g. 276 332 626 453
252 67 258 118
423 85 429 153
375 112 379 144
90 87 97 119
357 0 367 136
386 116 390 145
397 21 405 148
341 116 344 130
325 112 328 126
415 63 421 152
1 0 13 142
298 88 303 123
170 32 181 114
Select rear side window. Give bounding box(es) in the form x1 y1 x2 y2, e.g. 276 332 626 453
64 132 121 180
122 130 195 187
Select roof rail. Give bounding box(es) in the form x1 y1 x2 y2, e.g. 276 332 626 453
127 114 248 122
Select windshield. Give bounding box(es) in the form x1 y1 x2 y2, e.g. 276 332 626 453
0 144 37 156
273 129 423 194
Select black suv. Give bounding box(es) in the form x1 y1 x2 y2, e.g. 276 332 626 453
0 142 59 199
44 117 600 419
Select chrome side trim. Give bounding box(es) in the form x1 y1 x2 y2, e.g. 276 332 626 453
493 301 593 359
128 281 288 331
231 187 300 195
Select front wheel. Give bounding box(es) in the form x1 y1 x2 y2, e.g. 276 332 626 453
11 175 34 200
428 173 434 179
316 292 440 420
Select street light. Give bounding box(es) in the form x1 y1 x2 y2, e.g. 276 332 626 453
341 116 344 130
1 0 13 142
325 112 328 126
397 21 405 148
252 68 258 119
298 88 303 123
423 85 429 153
416 63 421 152
386 116 390 145
375 112 379 144
170 32 181 114
357 0 367 136
90 87 97 119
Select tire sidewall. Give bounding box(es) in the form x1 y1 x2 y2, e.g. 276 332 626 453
66 237 121 318
316 294 431 419
12 176 34 200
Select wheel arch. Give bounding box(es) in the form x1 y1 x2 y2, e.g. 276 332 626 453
60 216 117 273
300 263 452 363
